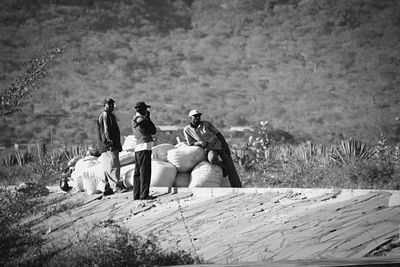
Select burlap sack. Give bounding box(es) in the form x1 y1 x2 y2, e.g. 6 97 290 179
122 135 138 152
119 151 135 166
189 161 223 188
174 172 191 187
82 164 106 195
152 143 175 162
121 164 135 188
70 156 99 192
150 160 177 187
167 146 206 172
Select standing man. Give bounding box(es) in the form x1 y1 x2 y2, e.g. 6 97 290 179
131 101 157 200
97 98 125 196
183 109 242 187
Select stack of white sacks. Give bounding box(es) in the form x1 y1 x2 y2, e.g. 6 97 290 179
68 139 135 195
148 142 231 188
69 135 231 195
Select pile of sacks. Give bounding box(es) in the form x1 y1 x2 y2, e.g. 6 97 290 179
66 135 231 195
67 148 135 196
121 137 231 189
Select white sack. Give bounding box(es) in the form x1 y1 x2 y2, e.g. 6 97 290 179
70 156 99 192
82 164 107 195
121 164 135 188
123 171 134 188
150 160 177 187
69 172 84 192
74 156 99 172
189 161 223 188
119 151 135 166
167 146 206 172
120 164 135 178
122 135 138 152
174 172 191 187
152 143 175 162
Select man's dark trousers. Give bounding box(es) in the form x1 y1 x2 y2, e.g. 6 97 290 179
134 150 152 200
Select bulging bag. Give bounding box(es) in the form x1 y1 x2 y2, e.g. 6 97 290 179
122 135 138 151
150 160 177 187
70 171 84 192
174 172 191 187
167 146 206 172
189 161 223 188
121 164 135 188
74 156 99 171
119 151 135 166
70 156 99 192
82 164 107 195
123 170 134 188
152 143 175 162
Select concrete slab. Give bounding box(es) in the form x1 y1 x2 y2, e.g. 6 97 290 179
388 191 400 207
36 186 400 265
173 255 400 266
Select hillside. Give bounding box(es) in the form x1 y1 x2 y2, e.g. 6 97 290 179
0 0 399 147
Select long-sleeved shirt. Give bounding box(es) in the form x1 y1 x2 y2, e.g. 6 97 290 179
97 111 122 153
131 112 157 152
183 120 222 150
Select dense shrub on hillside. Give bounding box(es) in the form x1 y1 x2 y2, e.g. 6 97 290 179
0 189 43 266
27 222 205 267
233 123 400 189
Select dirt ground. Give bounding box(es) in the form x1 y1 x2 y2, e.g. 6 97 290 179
30 186 400 265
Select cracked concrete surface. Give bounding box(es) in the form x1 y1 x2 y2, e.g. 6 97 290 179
35 187 400 265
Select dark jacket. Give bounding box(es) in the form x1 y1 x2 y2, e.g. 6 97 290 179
131 114 157 145
97 111 122 153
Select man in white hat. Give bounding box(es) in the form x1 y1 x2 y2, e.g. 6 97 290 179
183 109 242 187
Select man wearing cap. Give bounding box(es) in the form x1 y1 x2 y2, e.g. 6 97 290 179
131 101 157 200
97 98 125 196
183 110 242 187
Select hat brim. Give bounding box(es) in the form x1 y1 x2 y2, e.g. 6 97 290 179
135 105 151 109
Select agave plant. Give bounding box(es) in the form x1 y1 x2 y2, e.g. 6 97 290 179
273 145 294 164
0 154 16 167
0 151 33 167
330 138 375 166
283 141 327 166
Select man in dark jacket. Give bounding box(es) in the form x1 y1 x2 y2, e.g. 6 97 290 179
97 98 125 195
131 101 157 200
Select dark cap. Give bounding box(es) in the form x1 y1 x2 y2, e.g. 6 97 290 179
135 101 151 110
104 98 115 105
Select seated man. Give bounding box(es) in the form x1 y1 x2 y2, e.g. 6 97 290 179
183 109 242 187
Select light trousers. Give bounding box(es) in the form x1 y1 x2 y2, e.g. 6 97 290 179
101 150 121 191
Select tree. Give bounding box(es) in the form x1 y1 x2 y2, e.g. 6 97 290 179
0 47 63 116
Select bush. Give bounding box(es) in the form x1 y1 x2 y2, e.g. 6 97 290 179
1 187 205 266
233 122 400 189
27 221 205 267
0 189 43 266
